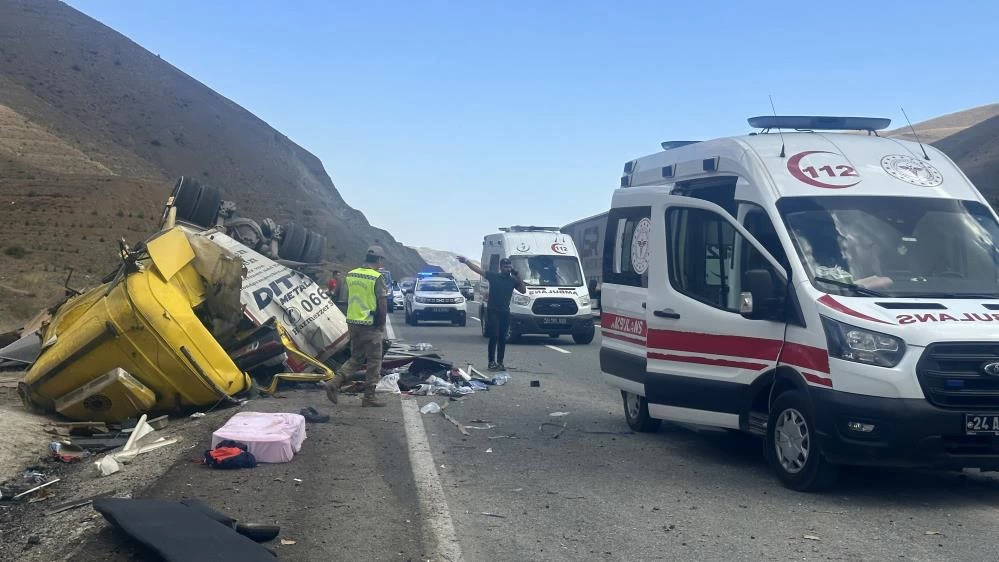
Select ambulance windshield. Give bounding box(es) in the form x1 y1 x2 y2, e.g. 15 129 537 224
778 196 999 298
509 255 584 287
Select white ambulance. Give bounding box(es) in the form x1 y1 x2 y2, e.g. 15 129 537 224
601 116 999 491
478 226 595 344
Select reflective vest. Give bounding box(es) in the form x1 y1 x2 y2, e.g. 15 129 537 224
345 267 382 325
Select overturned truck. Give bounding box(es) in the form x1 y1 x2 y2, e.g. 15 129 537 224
13 178 349 421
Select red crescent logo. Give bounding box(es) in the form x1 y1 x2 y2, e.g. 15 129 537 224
787 150 861 189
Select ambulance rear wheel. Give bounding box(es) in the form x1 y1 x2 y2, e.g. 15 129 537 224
622 391 660 433
765 390 839 492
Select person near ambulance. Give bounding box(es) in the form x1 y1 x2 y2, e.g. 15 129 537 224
322 246 388 407
458 256 526 370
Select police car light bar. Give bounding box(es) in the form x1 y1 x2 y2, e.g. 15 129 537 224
748 115 891 132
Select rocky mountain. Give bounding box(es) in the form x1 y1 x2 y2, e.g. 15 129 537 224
886 104 999 144
934 113 999 205
411 247 481 281
0 0 425 327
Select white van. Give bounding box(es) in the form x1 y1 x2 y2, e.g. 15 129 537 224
601 115 999 491
478 226 595 344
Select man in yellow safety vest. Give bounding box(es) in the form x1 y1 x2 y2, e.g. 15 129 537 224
323 245 388 407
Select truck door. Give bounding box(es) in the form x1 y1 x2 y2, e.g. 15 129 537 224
645 196 788 428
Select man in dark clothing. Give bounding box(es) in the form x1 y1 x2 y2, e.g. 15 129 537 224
458 256 527 370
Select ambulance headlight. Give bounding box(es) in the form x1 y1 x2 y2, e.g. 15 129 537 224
512 293 531 306
415 296 428 304
579 295 590 307
821 317 905 368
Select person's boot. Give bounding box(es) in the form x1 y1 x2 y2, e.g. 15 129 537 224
319 376 342 404
361 396 386 407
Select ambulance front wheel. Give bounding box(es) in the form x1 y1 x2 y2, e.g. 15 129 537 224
622 391 660 433
572 324 595 345
765 390 839 492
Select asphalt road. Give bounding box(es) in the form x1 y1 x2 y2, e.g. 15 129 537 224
391 303 999 561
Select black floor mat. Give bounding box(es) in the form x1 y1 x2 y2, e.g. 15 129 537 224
93 498 276 561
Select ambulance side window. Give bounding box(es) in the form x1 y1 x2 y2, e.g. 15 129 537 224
667 207 777 313
603 206 651 288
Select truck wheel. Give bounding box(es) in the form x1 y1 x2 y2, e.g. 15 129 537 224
404 308 412 324
457 314 467 327
572 324 596 345
480 311 488 337
190 184 221 227
300 231 325 263
279 223 308 261
622 391 660 432
765 390 839 492
171 177 201 222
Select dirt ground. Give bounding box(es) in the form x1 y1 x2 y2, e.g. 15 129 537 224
0 387 427 561
0 403 52 483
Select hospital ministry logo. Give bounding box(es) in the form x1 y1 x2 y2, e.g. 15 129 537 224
881 155 943 187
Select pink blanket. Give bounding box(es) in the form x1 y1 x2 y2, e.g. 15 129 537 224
211 412 307 463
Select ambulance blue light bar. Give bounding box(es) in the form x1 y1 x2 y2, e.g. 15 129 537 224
748 116 891 132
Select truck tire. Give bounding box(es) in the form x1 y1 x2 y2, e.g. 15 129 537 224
622 391 661 433
765 390 839 492
279 223 307 261
190 184 221 227
301 232 326 264
171 177 201 223
480 309 488 337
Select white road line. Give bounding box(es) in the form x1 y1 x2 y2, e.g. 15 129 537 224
385 314 396 340
469 316 480 322
545 344 571 354
401 399 464 561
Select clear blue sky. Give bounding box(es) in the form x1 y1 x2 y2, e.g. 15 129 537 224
68 0 999 260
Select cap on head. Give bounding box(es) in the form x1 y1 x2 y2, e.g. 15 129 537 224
366 245 386 262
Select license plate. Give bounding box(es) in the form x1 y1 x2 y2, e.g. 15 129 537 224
429 307 450 313
541 317 568 325
965 414 999 435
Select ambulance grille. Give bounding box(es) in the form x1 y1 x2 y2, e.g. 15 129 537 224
532 298 578 316
916 343 999 409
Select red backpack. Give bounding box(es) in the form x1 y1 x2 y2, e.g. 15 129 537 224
203 440 257 469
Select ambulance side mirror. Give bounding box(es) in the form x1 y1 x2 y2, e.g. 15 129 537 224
741 268 782 320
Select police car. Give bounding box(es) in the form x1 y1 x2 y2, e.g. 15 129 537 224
404 272 467 326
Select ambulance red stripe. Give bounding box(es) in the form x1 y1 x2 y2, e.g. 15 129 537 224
817 294 891 325
601 330 646 346
647 329 831 375
647 352 768 371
